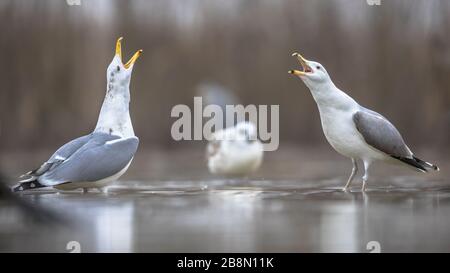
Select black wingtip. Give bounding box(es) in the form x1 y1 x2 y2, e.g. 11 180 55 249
413 156 440 172
11 180 46 193
393 155 440 173
429 164 440 171
11 184 22 192
429 162 440 171
392 156 428 172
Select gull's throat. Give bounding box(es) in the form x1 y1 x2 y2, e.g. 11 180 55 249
94 83 134 138
307 82 358 112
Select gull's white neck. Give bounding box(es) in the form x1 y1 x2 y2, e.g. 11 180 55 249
94 80 135 138
306 80 358 112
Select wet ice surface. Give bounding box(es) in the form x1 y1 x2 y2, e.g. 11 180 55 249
2 177 450 253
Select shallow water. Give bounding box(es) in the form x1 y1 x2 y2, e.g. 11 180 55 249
1 178 450 253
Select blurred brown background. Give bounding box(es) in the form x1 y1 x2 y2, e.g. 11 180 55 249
1 1 450 255
0 0 449 159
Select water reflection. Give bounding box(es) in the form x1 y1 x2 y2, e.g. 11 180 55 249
1 179 450 252
319 201 358 252
94 203 134 252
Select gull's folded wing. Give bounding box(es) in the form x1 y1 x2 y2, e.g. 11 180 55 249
39 133 139 186
353 108 412 158
353 108 437 172
22 134 93 177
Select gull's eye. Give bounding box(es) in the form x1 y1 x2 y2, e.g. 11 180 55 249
316 66 321 70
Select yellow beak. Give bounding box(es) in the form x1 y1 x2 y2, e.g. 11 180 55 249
115 37 123 60
115 37 143 69
288 52 310 76
124 49 143 69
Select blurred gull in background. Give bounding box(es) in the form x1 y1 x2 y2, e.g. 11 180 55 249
12 37 142 193
196 81 241 129
198 82 265 176
207 121 263 176
289 53 439 192
196 81 240 114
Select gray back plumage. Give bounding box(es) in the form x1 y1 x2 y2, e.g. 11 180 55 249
353 108 412 158
37 133 139 186
23 134 92 177
49 134 92 162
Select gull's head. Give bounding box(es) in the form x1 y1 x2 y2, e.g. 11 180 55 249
288 53 332 89
107 37 143 86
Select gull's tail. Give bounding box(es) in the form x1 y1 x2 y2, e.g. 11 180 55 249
393 155 440 173
12 177 46 192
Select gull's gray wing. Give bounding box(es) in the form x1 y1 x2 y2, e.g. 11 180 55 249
353 108 439 172
38 133 139 186
353 108 412 158
22 134 93 177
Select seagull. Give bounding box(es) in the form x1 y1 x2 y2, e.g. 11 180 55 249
207 121 263 176
12 37 143 193
288 53 439 192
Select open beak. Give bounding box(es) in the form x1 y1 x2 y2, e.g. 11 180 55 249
115 37 143 69
288 52 312 76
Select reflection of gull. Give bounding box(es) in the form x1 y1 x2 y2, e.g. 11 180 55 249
95 203 134 252
319 202 357 252
1 172 60 223
32 193 135 252
207 122 263 176
289 53 439 192
13 38 142 193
